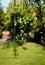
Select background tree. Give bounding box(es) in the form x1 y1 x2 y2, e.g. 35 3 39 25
0 5 4 25
0 3 5 38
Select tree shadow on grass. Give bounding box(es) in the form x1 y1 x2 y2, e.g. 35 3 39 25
2 40 27 58
3 42 11 49
2 41 18 58
22 46 27 50
13 42 19 58
2 39 14 49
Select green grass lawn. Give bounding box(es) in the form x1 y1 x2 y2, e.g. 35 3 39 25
0 42 45 65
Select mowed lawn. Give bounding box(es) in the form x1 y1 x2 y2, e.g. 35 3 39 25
0 42 45 65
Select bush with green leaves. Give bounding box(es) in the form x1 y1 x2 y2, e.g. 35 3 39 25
0 30 2 38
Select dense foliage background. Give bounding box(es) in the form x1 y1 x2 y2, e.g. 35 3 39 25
0 0 45 44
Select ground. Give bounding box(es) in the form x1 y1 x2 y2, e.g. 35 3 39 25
0 42 45 65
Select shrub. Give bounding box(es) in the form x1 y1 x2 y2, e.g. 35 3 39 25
0 30 2 38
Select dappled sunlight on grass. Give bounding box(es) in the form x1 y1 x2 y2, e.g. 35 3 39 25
0 42 45 65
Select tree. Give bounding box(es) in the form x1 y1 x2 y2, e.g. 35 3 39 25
33 0 45 44
0 3 5 38
0 6 4 25
4 1 36 41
